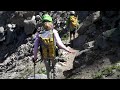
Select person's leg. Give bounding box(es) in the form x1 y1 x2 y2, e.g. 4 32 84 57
55 48 59 57
51 59 57 79
70 31 72 41
70 31 74 41
73 30 76 39
44 59 51 79
70 31 74 47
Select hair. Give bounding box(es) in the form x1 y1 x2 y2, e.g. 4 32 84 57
43 22 53 30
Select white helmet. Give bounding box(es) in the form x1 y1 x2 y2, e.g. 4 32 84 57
7 24 12 28
70 11 75 15
35 15 41 20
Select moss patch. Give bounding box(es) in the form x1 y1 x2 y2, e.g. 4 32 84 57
93 64 120 79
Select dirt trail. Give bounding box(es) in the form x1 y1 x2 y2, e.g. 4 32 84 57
54 30 112 79
53 31 79 79
55 48 79 79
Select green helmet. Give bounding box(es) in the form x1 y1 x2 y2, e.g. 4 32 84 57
42 14 53 22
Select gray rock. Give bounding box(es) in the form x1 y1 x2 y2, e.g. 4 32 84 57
72 35 87 49
87 24 96 34
0 27 5 42
24 19 36 35
78 11 89 22
84 41 95 49
117 48 120 58
95 35 110 50
73 49 90 68
28 74 47 79
9 12 24 27
95 28 120 50
18 54 25 60
15 65 25 72
92 11 100 21
41 67 46 72
104 11 118 18
78 11 101 34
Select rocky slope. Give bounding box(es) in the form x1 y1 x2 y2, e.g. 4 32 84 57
0 11 72 79
66 11 120 79
0 11 120 79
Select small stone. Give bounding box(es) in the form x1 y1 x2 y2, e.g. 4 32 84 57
28 74 47 79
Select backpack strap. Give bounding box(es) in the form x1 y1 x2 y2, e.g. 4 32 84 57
50 29 56 60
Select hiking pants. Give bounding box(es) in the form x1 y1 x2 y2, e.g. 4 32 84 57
44 59 57 79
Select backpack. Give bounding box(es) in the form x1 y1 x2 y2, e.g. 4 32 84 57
69 15 79 28
39 30 56 60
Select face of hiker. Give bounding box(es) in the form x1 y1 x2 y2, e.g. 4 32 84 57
43 22 54 30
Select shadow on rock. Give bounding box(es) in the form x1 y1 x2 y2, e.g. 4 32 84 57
0 31 32 63
63 69 75 78
70 35 87 50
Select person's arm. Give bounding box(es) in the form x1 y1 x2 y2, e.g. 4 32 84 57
53 30 72 53
33 32 40 60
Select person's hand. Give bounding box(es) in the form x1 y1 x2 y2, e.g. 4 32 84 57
68 49 76 54
32 56 37 63
69 50 76 54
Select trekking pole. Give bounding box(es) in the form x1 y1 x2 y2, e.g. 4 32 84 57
33 61 36 79
48 58 51 79
52 59 56 79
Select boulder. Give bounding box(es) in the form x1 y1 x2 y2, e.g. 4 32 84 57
72 35 87 49
0 27 5 42
24 18 36 35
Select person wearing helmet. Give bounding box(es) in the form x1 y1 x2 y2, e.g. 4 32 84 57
35 15 42 33
33 13 75 79
6 24 16 45
67 11 79 45
35 15 41 21
34 14 75 60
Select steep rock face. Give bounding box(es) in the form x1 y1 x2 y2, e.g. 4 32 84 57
71 11 120 79
24 19 36 35
73 11 120 50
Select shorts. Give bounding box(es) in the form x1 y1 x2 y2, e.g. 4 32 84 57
70 29 76 35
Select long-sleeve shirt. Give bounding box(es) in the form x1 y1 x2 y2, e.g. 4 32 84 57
33 29 70 59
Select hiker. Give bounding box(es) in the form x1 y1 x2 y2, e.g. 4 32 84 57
33 14 75 79
33 15 41 34
67 11 79 42
5 24 16 45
